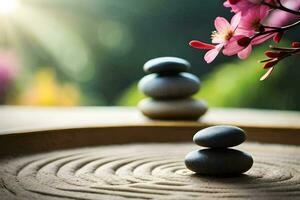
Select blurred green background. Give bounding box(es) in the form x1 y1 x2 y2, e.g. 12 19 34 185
0 0 299 110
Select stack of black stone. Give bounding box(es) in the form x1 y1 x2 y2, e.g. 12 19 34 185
185 125 253 176
138 57 207 120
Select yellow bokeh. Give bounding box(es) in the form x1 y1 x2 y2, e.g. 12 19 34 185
17 68 80 106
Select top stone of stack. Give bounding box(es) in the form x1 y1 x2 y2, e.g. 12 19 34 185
143 57 191 75
193 126 246 148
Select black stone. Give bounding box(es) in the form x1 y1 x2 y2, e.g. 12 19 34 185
143 57 191 75
193 126 246 148
138 73 200 99
138 98 207 120
185 148 253 175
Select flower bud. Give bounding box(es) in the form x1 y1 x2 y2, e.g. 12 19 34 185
273 32 283 44
263 60 278 69
291 42 300 48
265 51 286 58
237 37 251 47
228 0 240 4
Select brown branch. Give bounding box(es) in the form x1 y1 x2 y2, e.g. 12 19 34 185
262 1 300 16
250 20 300 41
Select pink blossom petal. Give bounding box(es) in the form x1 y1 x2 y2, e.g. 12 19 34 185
235 27 254 37
204 44 223 64
222 35 246 56
223 1 230 7
259 5 269 20
230 12 241 30
266 0 300 27
272 11 300 27
238 5 269 32
238 44 252 59
189 40 215 50
214 17 231 33
252 33 275 45
204 49 219 64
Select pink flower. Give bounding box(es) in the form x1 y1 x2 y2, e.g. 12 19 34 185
223 6 273 60
224 0 270 14
266 0 300 27
190 0 300 81
190 13 241 63
237 5 269 35
223 32 275 59
222 35 251 59
0 52 18 97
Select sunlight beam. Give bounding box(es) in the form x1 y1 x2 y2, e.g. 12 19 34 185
0 0 20 16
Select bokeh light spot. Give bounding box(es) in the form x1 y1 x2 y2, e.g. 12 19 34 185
0 0 20 16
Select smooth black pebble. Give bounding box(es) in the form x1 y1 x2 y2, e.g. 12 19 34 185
185 148 253 175
138 73 200 99
143 57 191 75
138 98 207 120
193 125 246 148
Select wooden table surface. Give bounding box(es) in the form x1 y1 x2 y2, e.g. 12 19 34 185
1 106 300 134
0 106 300 150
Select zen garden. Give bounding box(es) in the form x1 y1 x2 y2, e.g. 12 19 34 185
0 0 299 199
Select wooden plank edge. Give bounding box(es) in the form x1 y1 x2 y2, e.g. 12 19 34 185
0 125 299 157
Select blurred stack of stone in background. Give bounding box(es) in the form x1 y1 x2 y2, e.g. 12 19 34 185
138 57 207 120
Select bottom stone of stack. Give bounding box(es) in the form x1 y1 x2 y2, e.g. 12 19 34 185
138 98 208 120
185 148 253 175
